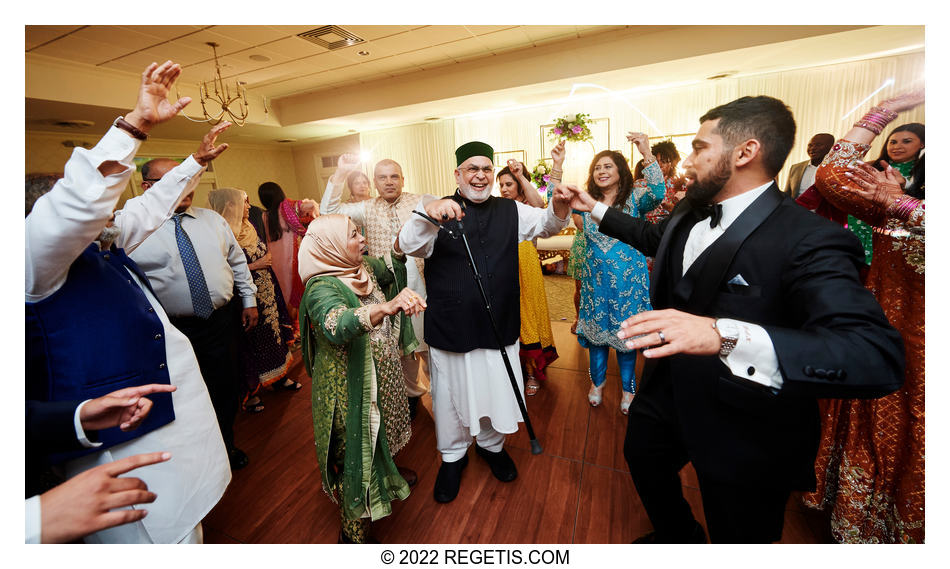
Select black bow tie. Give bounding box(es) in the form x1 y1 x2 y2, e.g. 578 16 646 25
694 203 723 228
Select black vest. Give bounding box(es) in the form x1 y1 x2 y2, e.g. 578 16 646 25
424 193 520 353
25 244 175 463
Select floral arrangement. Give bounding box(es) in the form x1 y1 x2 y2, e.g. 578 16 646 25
549 113 593 142
531 160 550 188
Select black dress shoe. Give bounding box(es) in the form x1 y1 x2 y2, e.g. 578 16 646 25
408 396 420 421
397 466 418 487
228 448 249 470
474 445 517 482
632 521 707 544
433 454 469 503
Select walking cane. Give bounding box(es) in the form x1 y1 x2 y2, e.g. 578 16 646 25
413 205 543 454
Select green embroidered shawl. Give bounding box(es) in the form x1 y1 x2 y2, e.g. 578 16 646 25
300 253 417 521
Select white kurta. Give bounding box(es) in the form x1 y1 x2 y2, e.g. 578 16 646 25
25 127 231 544
399 195 568 456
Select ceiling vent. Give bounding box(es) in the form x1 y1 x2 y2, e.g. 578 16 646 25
297 26 364 50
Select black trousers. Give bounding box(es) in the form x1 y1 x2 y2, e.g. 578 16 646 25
623 373 790 544
171 299 241 452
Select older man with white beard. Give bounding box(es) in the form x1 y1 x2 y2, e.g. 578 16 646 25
397 141 571 503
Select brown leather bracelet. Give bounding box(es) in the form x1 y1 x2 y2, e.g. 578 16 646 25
114 116 148 140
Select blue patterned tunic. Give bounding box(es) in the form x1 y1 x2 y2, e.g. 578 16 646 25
576 160 665 351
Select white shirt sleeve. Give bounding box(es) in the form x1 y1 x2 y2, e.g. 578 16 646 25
26 126 141 302
515 199 569 242
25 495 42 544
73 399 104 448
398 198 441 259
112 155 206 254
718 318 783 390
590 201 609 225
320 180 367 224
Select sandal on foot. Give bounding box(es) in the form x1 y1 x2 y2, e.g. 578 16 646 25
274 378 302 391
621 391 635 415
525 378 540 396
243 396 264 414
588 383 603 407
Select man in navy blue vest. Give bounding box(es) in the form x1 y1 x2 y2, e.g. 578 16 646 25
398 141 572 503
26 60 233 543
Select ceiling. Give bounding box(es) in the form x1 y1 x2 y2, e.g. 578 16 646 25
25 25 925 146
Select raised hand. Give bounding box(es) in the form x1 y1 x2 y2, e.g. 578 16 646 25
124 61 192 134
79 384 178 432
337 153 362 173
551 140 566 167
627 132 652 158
193 121 231 166
507 159 524 178
39 451 171 543
879 88 925 114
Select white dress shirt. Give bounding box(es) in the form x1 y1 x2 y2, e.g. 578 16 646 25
24 125 231 543
591 181 783 390
797 163 818 197
129 206 257 317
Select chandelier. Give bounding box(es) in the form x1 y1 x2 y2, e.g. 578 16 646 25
196 42 249 126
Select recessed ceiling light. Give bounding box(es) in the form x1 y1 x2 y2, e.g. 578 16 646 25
357 50 370 56
249 54 271 62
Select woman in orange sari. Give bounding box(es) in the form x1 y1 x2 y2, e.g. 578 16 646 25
804 89 924 543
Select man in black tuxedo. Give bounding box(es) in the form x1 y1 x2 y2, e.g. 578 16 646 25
558 96 903 543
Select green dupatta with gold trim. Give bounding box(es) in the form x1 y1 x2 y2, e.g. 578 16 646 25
300 252 418 521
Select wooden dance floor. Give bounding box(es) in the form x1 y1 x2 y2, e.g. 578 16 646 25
203 321 833 544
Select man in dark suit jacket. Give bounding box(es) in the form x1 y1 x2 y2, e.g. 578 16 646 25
557 96 903 543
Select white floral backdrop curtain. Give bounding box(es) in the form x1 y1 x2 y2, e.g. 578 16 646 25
359 121 457 197
361 52 924 197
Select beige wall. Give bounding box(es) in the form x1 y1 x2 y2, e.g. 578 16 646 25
290 134 361 202
26 130 300 210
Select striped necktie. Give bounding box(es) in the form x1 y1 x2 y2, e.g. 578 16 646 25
173 213 214 318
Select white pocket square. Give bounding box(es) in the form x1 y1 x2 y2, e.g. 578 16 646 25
728 274 750 286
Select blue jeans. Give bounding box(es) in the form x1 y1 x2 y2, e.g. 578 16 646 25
588 345 637 393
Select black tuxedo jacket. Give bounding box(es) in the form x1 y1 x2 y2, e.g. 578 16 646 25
598 183 904 490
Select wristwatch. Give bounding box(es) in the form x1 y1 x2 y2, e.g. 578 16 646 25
713 319 739 357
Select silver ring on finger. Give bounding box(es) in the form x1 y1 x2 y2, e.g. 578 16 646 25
657 330 666 343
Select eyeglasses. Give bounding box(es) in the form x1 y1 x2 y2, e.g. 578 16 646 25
460 166 494 176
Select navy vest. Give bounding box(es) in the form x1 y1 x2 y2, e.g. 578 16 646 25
26 243 175 463
424 193 519 353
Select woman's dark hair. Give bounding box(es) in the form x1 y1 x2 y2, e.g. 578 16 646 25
496 163 529 201
651 140 681 165
632 159 645 181
257 181 286 242
586 150 634 210
873 123 925 199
